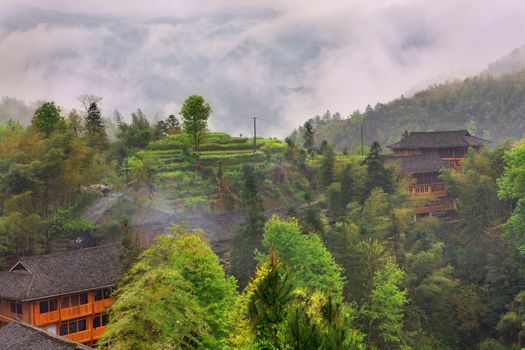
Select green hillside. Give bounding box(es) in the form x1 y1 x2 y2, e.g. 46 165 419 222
125 132 305 213
292 71 525 151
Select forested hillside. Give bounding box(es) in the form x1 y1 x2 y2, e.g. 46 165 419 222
292 72 525 152
3 92 525 349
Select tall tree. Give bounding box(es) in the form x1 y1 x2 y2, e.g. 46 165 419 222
230 165 266 288
363 142 394 201
66 109 84 137
180 95 212 169
31 102 63 138
320 145 335 188
303 121 315 157
232 248 365 350
498 138 525 253
260 216 344 296
85 101 108 149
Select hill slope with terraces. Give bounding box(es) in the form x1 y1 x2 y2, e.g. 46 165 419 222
127 132 306 214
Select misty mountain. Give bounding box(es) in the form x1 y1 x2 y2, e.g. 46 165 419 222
293 49 525 152
484 45 525 76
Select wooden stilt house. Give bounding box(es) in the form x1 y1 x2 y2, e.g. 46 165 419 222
0 244 123 347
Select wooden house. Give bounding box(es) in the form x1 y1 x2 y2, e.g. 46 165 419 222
0 244 123 347
387 130 489 218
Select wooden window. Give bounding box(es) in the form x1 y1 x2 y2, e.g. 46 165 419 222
93 313 109 329
59 323 68 336
39 298 58 314
79 292 88 305
59 317 87 336
49 298 57 311
10 301 22 315
95 288 112 301
39 301 48 314
61 293 88 308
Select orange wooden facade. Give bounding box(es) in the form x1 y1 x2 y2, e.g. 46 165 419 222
408 157 463 217
0 287 114 347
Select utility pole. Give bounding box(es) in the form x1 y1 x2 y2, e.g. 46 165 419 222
251 117 257 154
360 121 364 156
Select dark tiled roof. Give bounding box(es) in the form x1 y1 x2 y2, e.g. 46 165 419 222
0 244 123 301
388 130 489 150
386 153 447 174
0 321 93 350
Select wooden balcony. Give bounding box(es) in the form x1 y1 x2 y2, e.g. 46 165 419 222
414 197 454 214
93 298 113 314
409 183 446 197
92 325 107 340
65 329 92 344
60 303 92 321
34 310 59 327
441 157 464 172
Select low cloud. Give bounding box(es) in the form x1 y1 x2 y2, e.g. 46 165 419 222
1 0 525 136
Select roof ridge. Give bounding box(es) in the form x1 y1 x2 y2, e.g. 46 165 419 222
19 243 122 261
410 129 468 134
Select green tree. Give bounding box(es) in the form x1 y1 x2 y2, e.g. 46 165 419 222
230 165 266 288
245 248 294 349
358 258 407 349
260 216 344 296
363 142 394 200
320 145 335 188
85 101 108 149
101 230 238 349
497 291 525 347
180 95 212 169
498 138 525 253
303 121 315 157
232 248 365 350
66 109 84 137
32 102 63 138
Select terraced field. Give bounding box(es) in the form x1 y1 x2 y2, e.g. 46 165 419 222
126 132 303 213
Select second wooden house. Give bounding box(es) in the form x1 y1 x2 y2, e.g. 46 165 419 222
387 130 489 218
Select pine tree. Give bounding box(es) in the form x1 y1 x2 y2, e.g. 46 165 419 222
85 102 108 149
230 165 266 288
246 248 294 348
303 121 315 157
363 142 394 201
320 145 335 188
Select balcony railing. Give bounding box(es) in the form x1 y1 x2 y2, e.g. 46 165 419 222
442 157 464 172
409 183 446 196
65 329 92 344
92 325 107 340
93 298 113 314
414 197 454 214
60 303 92 321
34 310 59 326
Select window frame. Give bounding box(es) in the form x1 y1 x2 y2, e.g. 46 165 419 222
59 317 88 336
39 300 49 314
93 313 109 329
94 287 112 301
10 301 22 315
62 296 69 309
79 292 88 305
